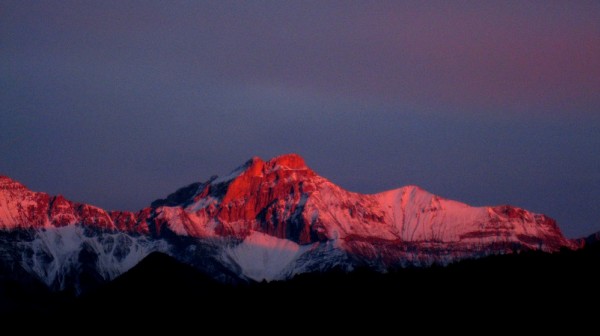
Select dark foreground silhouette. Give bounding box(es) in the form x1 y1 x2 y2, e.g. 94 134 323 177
2 242 599 323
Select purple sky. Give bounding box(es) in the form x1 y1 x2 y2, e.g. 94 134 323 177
2 1 599 237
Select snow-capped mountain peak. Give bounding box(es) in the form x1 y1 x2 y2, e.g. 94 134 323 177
0 154 579 289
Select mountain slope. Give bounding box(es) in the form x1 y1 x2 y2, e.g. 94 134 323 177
149 154 571 247
0 154 577 289
0 176 148 233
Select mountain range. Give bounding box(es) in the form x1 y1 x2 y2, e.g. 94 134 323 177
0 154 588 294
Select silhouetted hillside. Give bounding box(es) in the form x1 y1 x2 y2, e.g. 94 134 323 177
2 244 598 323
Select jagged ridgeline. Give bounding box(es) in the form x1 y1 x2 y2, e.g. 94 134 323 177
0 154 579 292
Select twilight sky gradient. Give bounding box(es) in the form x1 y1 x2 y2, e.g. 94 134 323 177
2 1 599 237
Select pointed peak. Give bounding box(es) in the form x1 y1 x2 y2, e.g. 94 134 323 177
243 156 265 169
238 156 266 176
212 156 265 185
401 185 428 194
266 153 307 170
212 154 312 186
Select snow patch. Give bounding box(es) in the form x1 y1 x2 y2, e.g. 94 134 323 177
225 231 311 281
187 196 218 213
18 226 169 290
212 165 247 185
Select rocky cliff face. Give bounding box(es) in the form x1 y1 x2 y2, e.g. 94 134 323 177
0 154 577 289
148 154 572 250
